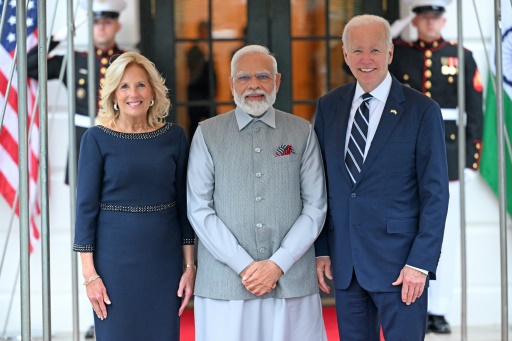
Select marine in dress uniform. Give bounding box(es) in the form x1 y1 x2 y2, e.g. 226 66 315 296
26 0 126 184
389 0 483 334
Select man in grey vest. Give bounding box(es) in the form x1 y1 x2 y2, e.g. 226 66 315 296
187 45 327 341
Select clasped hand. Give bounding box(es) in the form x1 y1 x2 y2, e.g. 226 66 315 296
240 260 283 296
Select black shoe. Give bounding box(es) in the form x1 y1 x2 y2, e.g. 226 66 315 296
427 314 451 334
85 325 95 339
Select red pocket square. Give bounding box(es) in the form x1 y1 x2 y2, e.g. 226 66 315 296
276 144 295 156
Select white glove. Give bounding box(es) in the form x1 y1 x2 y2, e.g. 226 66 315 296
390 13 415 39
464 168 478 184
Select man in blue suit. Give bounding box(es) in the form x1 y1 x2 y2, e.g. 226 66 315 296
314 14 449 340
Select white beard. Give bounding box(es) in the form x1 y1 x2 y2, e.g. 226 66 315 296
234 88 277 117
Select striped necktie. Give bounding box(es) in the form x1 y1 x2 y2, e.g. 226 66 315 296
345 93 373 183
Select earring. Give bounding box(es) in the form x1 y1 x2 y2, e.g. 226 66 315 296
113 103 119 110
150 99 154 107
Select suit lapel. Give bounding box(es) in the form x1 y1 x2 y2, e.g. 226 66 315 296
334 84 356 185
356 78 406 185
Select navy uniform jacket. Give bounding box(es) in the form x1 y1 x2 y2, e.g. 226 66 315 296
389 37 483 181
27 41 124 181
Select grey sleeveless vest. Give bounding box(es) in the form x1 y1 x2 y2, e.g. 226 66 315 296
194 109 319 300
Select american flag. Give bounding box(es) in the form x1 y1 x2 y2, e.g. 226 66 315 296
0 0 40 253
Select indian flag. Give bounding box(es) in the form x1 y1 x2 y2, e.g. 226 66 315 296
480 0 512 216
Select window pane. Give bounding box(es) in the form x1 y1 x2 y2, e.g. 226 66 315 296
291 0 326 37
175 1 209 39
213 41 243 105
328 38 355 90
329 0 357 37
291 40 325 102
212 0 247 41
216 103 235 115
293 104 316 121
175 41 215 139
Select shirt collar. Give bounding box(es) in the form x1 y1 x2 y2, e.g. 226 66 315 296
235 106 276 130
354 72 392 104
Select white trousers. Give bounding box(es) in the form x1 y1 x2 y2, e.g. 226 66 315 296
428 181 460 315
194 294 327 341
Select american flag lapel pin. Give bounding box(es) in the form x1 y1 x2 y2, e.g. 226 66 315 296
390 109 398 115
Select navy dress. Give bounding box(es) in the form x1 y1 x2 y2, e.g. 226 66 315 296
73 123 194 341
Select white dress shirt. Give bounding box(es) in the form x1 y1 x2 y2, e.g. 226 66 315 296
344 72 392 160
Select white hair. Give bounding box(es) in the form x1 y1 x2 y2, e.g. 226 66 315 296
342 14 392 50
231 45 278 76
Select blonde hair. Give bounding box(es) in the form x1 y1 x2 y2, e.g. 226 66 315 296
98 51 170 128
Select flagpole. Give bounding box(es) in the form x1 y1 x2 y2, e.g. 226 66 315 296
494 0 509 340
66 0 80 340
16 0 31 339
37 0 52 339
455 1 468 340
87 0 96 126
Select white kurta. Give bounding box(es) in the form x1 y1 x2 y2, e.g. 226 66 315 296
194 294 327 341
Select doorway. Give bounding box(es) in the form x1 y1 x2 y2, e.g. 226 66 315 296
139 0 398 139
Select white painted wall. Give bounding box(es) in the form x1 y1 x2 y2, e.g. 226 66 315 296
0 0 510 336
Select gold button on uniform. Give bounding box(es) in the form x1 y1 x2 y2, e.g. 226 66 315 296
476 143 481 149
426 59 432 67
448 76 454 83
474 153 479 159
425 92 431 97
101 57 108 65
473 163 478 169
433 41 439 48
420 42 425 48
108 49 114 56
101 67 107 74
403 74 409 81
425 70 432 78
98 100 103 106
425 81 432 89
450 134 456 140
100 78 105 84
425 50 432 58
97 49 102 56
79 78 85 85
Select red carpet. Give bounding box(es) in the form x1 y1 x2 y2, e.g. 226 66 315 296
179 307 385 340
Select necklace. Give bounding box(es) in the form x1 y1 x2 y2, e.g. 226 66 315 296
115 118 149 133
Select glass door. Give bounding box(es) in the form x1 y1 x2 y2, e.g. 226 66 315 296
139 0 398 139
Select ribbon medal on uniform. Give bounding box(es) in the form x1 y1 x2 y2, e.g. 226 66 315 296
276 144 295 156
441 57 458 76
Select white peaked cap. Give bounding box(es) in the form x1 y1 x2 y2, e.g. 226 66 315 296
79 0 127 17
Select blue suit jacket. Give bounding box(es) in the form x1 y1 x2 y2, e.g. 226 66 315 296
314 76 449 292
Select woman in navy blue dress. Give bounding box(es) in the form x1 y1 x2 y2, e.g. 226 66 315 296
73 51 195 340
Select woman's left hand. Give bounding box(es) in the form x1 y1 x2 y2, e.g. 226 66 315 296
177 267 196 316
